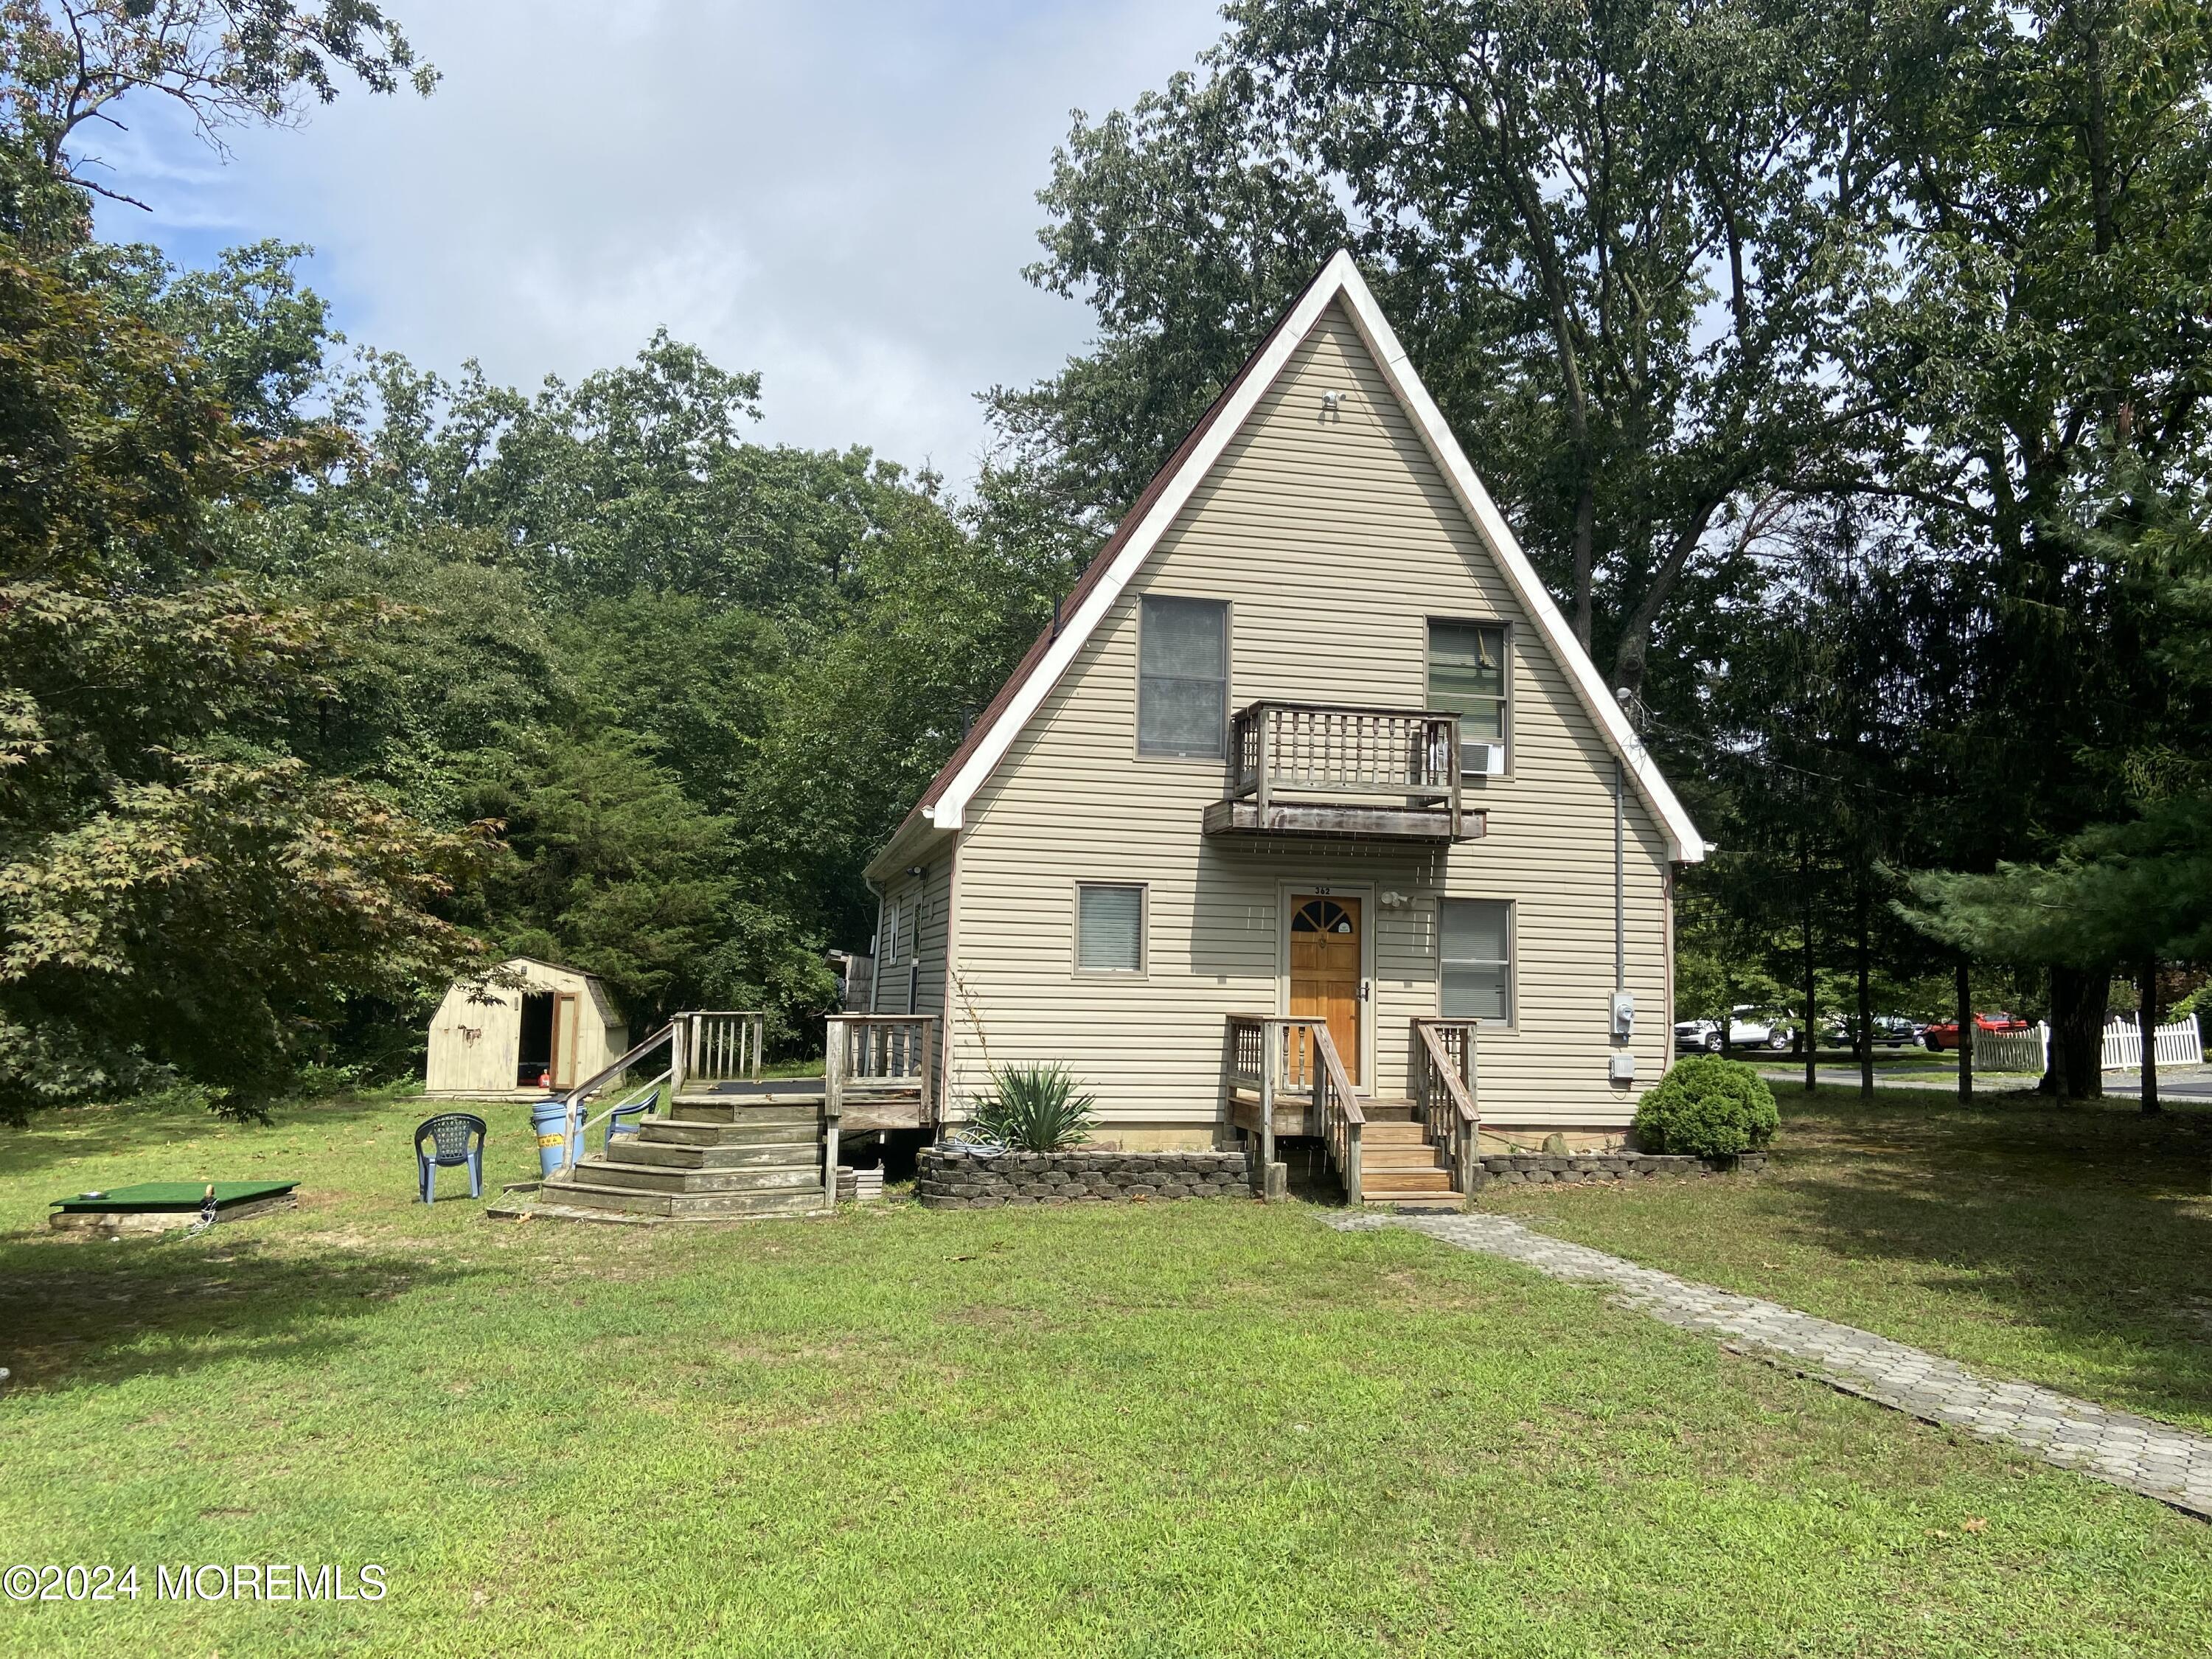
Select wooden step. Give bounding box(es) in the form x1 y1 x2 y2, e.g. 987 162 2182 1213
669 1099 819 1127
1358 1121 1430 1145
635 1115 817 1148
1360 1144 1448 1172
1360 1097 1420 1122
569 1158 820 1195
605 1137 818 1170
535 1177 827 1218
1359 1169 1455 1195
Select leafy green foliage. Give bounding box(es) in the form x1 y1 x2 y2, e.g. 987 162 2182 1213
1632 1056 1778 1158
967 1063 1099 1152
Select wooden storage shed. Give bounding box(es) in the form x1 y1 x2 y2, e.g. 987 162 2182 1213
424 958 627 1100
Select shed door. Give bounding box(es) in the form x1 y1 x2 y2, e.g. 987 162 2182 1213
549 992 582 1089
1289 896 1362 1082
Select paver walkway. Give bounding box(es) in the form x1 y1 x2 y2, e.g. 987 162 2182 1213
1338 1211 2212 1520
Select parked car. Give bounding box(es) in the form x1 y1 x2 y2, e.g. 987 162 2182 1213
1672 1006 1795 1053
1921 1012 2032 1051
1823 1014 1925 1049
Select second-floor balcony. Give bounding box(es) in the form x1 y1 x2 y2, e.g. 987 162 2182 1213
1201 702 1487 842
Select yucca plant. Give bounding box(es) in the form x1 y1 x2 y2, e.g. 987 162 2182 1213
967 1062 1098 1152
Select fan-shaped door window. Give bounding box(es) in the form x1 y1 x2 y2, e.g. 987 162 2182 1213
1292 899 1355 935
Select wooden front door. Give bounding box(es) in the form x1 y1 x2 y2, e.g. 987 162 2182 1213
1289 895 1363 1081
549 992 581 1089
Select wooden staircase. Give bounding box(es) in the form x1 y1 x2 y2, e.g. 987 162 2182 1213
1356 1099 1467 1209
538 1084 830 1220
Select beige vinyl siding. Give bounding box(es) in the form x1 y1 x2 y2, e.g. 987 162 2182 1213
876 858 953 1021
944 300 1672 1134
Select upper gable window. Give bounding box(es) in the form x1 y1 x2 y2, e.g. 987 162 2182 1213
1427 621 1508 760
1138 597 1228 757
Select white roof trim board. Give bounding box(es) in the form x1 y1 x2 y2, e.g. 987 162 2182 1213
925 250 1706 863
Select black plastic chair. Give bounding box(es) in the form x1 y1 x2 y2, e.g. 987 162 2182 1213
416 1113 487 1203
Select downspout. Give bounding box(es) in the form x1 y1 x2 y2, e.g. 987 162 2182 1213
863 876 886 1014
1613 761 1626 992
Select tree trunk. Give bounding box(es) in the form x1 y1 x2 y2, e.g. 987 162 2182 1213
2138 956 2160 1116
1721 961 1734 1061
1855 869 1874 1099
1571 478 1596 651
1801 839 1817 1093
1955 959 1973 1102
2039 964 2109 1100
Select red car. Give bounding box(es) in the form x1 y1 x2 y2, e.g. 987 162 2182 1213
1921 1012 2031 1051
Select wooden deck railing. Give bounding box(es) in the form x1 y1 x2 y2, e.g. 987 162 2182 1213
1228 703 1461 819
1222 1014 1366 1204
1412 1018 1480 1196
824 1013 939 1202
674 1010 765 1090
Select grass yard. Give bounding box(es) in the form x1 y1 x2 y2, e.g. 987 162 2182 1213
1486 1083 2212 1433
0 1089 2208 1656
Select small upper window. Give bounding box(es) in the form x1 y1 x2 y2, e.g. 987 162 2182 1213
1428 621 1508 759
1138 597 1228 757
1076 883 1147 975
1439 899 1512 1022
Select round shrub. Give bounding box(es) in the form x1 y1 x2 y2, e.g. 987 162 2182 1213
1632 1054 1778 1158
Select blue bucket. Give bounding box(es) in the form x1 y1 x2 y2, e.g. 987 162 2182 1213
531 1097 582 1178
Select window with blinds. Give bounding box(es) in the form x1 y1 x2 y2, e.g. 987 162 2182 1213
1439 898 1512 1022
1427 620 1508 759
1076 883 1147 974
1138 596 1228 757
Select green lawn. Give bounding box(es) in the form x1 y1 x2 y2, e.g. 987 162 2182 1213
0 1089 2206 1656
1486 1083 2212 1433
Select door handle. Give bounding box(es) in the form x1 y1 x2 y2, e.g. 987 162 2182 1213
1359 979 1371 1003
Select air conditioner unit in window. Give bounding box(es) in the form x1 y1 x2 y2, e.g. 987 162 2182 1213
1461 742 1506 778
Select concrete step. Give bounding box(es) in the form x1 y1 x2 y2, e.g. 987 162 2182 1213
1369 1193 1467 1211
571 1157 820 1195
536 1176 827 1219
606 1137 818 1170
635 1115 817 1149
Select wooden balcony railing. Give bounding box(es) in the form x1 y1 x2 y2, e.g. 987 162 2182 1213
1411 1018 1480 1195
1214 703 1470 841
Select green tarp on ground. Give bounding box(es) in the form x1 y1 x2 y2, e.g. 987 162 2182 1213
50 1180 299 1213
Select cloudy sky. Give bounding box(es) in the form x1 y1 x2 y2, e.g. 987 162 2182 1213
90 0 1225 484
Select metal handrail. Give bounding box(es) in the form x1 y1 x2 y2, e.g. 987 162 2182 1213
562 1068 672 1173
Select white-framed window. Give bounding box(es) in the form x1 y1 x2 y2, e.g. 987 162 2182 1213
1439 898 1512 1022
1427 619 1509 767
1138 596 1228 757
1075 883 1147 975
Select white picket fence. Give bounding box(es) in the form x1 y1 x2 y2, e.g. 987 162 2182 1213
2099 1015 2203 1071
1969 1015 2202 1074
1972 1023 2048 1073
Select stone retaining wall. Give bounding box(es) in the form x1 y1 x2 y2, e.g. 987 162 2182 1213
919 1148 1251 1208
1470 1150 1767 1189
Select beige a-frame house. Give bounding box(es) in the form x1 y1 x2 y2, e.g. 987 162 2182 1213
861 251 1704 1192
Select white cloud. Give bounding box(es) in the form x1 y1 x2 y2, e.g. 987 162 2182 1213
91 0 1227 481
